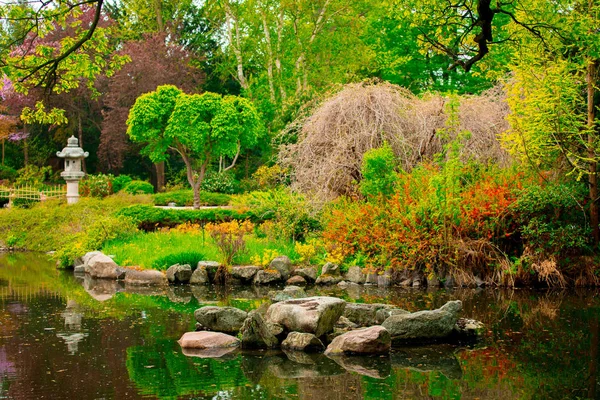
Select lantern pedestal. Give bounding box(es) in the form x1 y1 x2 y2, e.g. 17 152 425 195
56 136 88 204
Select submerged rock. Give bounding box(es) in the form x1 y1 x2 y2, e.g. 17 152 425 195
453 318 485 339
382 300 462 343
325 326 391 355
240 311 279 349
269 256 292 280
178 331 240 351
270 285 307 302
281 332 325 352
166 264 192 284
189 266 209 284
124 269 168 286
293 267 317 282
265 296 346 337
194 306 248 334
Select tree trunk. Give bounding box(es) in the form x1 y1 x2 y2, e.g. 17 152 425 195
155 161 165 192
1 139 4 166
154 0 164 32
588 59 599 246
77 113 87 174
261 9 276 102
193 181 201 209
589 317 599 399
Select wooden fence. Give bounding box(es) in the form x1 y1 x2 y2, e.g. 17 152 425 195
0 184 66 207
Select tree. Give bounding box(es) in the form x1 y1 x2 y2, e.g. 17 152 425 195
127 85 263 208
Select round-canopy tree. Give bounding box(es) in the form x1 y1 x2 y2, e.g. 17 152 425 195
127 85 262 208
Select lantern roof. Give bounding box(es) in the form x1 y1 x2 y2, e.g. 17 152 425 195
56 136 89 159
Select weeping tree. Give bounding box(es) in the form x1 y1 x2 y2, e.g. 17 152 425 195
127 85 262 208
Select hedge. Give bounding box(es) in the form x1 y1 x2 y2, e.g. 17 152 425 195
152 190 231 207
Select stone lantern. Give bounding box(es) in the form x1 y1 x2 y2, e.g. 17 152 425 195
56 136 89 204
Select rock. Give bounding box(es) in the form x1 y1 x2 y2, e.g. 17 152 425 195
329 354 391 379
253 269 282 285
190 266 209 284
325 326 391 355
412 272 424 287
286 275 307 286
337 281 349 288
399 278 412 287
124 269 168 285
86 253 120 279
293 267 317 282
271 285 308 302
81 251 102 265
315 274 342 285
267 322 285 337
343 303 399 327
177 331 240 351
378 274 392 287
166 264 192 284
335 316 358 330
197 261 221 281
240 311 279 349
344 266 365 284
321 262 340 276
231 266 260 282
453 318 485 338
427 275 441 288
364 272 378 285
194 306 248 334
269 256 292 280
115 267 128 280
265 296 346 337
474 276 485 287
443 274 456 288
281 332 325 352
375 308 410 325
382 300 462 343
181 346 238 359
74 265 87 274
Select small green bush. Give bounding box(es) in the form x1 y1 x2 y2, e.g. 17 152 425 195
112 175 133 193
360 142 398 199
200 171 239 194
124 180 154 195
151 252 205 270
80 174 113 198
152 190 230 207
14 165 53 188
0 165 18 182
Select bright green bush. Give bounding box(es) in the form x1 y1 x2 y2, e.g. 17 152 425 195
0 165 17 182
80 174 113 198
360 142 398 199
124 180 154 195
14 165 53 188
200 171 240 194
112 175 133 193
151 252 205 270
152 190 230 207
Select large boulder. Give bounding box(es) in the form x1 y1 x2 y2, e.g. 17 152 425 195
324 326 391 355
86 253 120 279
382 300 462 343
240 311 279 349
281 332 325 352
321 263 340 276
81 251 102 265
124 269 168 286
253 269 282 285
194 306 248 334
269 256 292 280
315 274 342 285
265 296 346 337
190 266 209 284
178 331 240 352
375 308 410 325
232 266 260 282
343 303 400 327
166 264 193 284
293 267 317 282
344 266 365 284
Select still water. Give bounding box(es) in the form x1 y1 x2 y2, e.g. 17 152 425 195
0 252 598 399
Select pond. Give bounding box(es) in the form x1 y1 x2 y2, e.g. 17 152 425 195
0 252 598 399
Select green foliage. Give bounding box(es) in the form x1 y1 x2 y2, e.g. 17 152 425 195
0 165 17 181
200 171 239 194
152 190 230 207
14 165 53 188
360 142 398 199
151 252 205 271
116 204 267 231
232 189 321 241
112 175 133 193
123 180 154 195
80 174 113 198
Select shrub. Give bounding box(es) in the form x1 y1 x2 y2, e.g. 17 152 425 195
250 248 279 267
14 165 53 188
252 165 288 189
0 165 17 182
200 171 239 194
124 180 154 195
360 142 398 199
112 175 133 193
205 220 254 265
152 190 230 207
80 174 113 198
151 252 205 270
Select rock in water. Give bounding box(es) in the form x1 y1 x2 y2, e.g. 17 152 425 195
281 332 325 352
344 266 365 284
166 264 193 283
86 253 120 279
293 267 317 282
124 269 168 285
321 263 340 276
178 331 240 350
240 311 279 349
231 266 260 282
197 261 221 281
382 300 462 343
325 326 391 355
269 256 292 280
194 306 248 334
253 269 282 285
286 275 307 286
265 296 346 337
271 285 308 302
343 303 401 327
190 266 209 284
315 274 342 285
